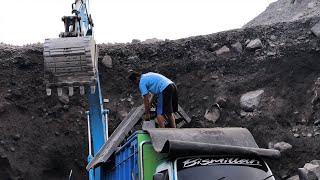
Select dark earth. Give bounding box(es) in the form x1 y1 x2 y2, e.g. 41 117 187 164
2 9 320 180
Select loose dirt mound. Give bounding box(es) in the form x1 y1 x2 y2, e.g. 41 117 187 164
1 17 320 179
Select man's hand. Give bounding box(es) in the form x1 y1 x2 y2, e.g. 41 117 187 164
143 114 150 121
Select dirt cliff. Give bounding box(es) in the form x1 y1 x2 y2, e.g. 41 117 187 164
1 17 320 179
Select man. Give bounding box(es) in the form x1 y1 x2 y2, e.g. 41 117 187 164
129 72 178 128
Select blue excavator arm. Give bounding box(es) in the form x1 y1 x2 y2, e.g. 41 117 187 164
43 1 108 180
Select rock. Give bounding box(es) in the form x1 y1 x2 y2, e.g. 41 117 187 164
267 51 277 57
10 147 15 152
311 22 320 38
101 55 113 68
208 43 219 51
63 105 69 110
12 134 20 141
304 163 318 170
240 110 247 117
127 55 140 62
211 74 219 79
143 38 163 44
273 142 292 152
303 163 320 179
269 42 277 47
231 42 242 53
118 110 128 118
203 96 208 100
310 160 320 165
212 43 218 48
58 93 70 105
240 89 264 112
270 35 277 41
246 39 263 51
204 107 220 123
308 2 316 9
127 96 132 102
131 39 141 44
215 46 230 55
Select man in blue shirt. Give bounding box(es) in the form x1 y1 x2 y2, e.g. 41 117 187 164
129 72 178 128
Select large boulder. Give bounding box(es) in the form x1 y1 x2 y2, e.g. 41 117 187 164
101 55 113 68
311 22 320 38
215 46 230 55
246 39 263 51
240 90 264 112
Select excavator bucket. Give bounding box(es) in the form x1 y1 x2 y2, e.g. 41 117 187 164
43 36 98 96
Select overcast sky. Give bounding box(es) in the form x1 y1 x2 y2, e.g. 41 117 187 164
0 0 276 45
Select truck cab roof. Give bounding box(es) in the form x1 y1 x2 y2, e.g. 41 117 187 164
146 128 280 159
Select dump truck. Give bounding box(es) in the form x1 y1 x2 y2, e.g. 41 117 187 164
86 126 280 180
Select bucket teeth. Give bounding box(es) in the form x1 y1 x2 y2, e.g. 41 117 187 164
80 86 85 95
90 85 96 94
46 88 52 96
57 87 63 96
68 87 74 96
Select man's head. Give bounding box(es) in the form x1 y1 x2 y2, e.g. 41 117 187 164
128 71 141 85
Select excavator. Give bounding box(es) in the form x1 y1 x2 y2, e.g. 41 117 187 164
43 1 281 180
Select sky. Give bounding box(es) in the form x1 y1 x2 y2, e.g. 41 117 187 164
0 0 277 45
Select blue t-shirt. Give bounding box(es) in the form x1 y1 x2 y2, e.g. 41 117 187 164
139 72 173 96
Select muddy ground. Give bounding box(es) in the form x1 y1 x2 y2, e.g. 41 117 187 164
1 17 320 179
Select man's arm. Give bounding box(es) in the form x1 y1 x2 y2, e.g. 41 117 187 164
143 94 151 120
